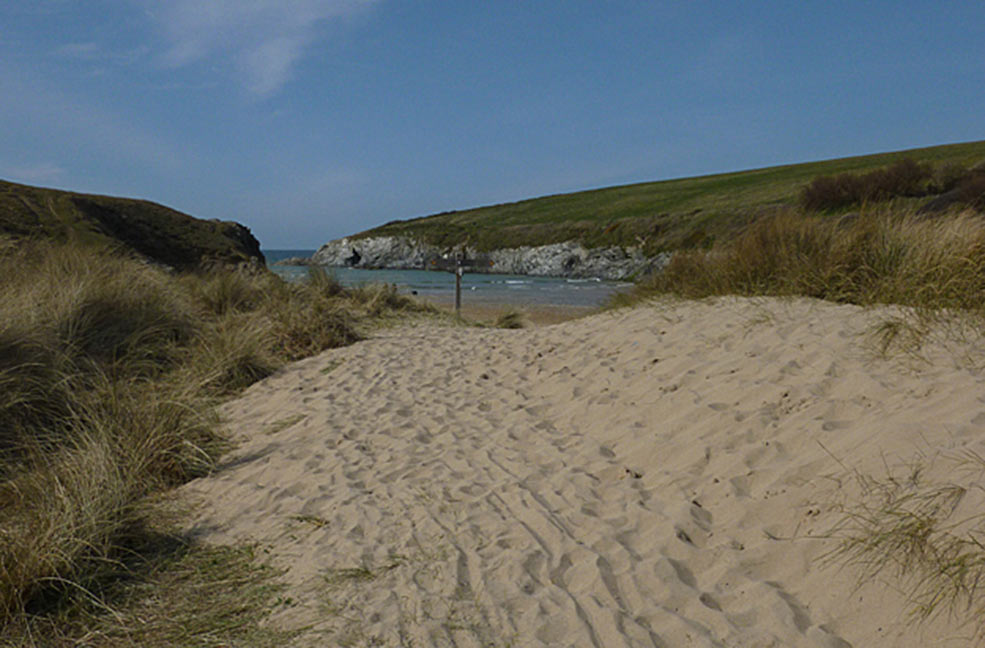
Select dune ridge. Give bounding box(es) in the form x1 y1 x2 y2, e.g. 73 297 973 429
183 297 985 647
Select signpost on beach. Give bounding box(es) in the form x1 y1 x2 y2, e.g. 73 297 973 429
427 248 494 316
455 260 463 314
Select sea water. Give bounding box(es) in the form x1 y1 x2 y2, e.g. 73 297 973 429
262 250 632 308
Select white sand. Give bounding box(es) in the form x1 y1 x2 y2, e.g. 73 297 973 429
182 297 985 647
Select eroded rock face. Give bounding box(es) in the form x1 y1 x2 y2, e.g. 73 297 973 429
314 236 431 270
312 236 670 280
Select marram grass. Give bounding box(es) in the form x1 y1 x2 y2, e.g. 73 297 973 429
0 240 433 645
624 207 985 313
826 453 985 638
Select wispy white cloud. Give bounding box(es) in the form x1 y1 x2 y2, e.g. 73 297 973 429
145 0 377 96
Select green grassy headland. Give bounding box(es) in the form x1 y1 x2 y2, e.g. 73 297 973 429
0 179 264 270
357 139 985 253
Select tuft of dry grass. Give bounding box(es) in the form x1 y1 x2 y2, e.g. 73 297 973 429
494 309 526 329
866 315 931 360
630 208 985 313
826 454 985 636
5 537 303 648
186 314 281 395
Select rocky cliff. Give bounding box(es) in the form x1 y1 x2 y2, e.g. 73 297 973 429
312 236 670 280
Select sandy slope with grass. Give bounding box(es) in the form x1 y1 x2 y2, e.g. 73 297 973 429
182 297 985 647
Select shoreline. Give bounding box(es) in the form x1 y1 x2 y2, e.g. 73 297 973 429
262 252 631 314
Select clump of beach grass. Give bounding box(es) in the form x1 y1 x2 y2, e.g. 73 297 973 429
494 309 526 329
0 239 432 645
629 207 985 312
826 453 985 637
621 206 985 371
7 536 304 648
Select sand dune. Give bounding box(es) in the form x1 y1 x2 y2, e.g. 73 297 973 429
182 297 985 647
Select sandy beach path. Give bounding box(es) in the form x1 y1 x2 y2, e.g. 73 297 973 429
182 297 985 647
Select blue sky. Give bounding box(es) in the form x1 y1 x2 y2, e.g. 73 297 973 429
1 1 982 248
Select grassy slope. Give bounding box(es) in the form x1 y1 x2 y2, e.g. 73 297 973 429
361 140 985 254
0 180 263 270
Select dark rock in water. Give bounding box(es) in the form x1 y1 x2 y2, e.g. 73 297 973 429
0 179 265 270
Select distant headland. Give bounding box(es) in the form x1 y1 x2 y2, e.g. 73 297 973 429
300 139 985 279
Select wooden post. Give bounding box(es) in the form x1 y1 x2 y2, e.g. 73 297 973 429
455 261 463 315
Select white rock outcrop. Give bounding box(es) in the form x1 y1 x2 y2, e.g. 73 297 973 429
312 236 670 280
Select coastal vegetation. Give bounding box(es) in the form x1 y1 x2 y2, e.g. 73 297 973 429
349 139 985 255
826 452 985 638
622 206 985 313
0 239 431 646
494 309 527 329
0 179 264 270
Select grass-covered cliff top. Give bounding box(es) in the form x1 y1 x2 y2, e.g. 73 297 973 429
358 139 985 254
0 179 263 270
